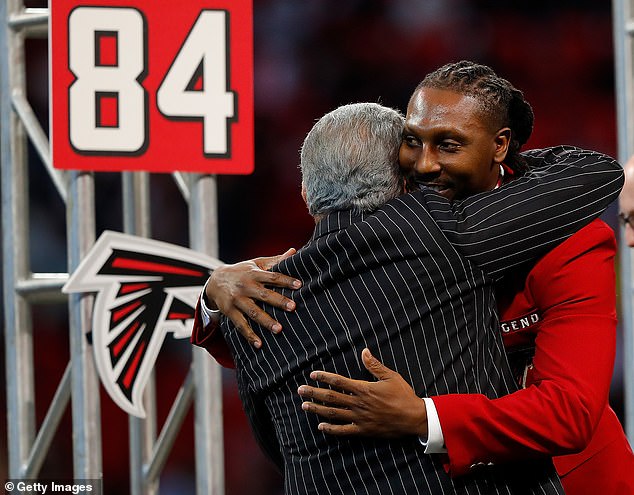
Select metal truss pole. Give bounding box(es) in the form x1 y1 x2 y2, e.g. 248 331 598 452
2 1 103 480
189 174 225 495
613 0 634 443
66 170 102 478
122 172 159 495
1 0 35 478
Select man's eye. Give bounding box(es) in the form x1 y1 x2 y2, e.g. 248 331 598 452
402 135 420 146
439 141 460 151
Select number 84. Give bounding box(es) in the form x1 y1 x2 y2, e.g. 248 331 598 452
68 7 235 156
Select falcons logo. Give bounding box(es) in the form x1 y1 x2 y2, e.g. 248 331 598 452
63 231 222 417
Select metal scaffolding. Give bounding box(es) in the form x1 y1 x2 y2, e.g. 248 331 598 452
613 0 634 443
1 2 224 493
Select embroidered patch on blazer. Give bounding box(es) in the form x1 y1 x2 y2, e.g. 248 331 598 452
500 311 541 333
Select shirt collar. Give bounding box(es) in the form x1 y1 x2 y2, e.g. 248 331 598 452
311 209 368 241
497 163 515 187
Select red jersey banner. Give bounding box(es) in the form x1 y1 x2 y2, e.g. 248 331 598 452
50 0 254 174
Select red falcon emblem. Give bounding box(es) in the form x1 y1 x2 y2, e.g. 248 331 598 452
63 231 221 417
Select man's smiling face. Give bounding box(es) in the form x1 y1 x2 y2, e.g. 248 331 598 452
399 87 510 200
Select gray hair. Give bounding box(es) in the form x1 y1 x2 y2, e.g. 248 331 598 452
300 102 405 217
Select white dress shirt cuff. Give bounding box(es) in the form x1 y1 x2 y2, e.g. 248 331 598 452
420 398 447 454
199 279 220 327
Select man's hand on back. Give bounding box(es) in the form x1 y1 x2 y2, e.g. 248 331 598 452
298 348 428 438
206 248 301 348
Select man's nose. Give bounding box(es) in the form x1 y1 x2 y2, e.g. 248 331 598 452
414 148 441 175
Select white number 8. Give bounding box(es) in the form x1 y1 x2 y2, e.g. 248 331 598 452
69 7 147 154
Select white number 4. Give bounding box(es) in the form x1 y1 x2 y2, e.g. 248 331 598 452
158 11 236 156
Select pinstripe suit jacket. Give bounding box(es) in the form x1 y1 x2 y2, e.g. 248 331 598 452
217 146 623 495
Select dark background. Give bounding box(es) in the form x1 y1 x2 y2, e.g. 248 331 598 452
0 1 624 494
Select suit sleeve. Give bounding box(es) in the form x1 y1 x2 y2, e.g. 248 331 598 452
426 145 623 278
190 297 236 368
431 221 617 476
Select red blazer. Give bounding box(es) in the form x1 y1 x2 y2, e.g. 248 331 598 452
191 219 634 491
190 302 233 368
433 219 634 492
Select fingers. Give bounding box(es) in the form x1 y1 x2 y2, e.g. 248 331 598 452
235 298 285 333
300 399 365 437
248 283 297 312
316 423 361 436
361 348 394 381
207 252 302 344
308 370 361 394
301 401 355 423
225 309 262 349
257 248 297 270
280 247 297 259
236 270 300 311
297 385 354 407
209 260 301 310
253 269 302 291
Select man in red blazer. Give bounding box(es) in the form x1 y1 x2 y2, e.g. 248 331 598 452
295 65 634 492
194 62 634 492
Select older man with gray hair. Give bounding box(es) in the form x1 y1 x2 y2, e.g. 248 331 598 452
193 102 622 494
299 102 404 218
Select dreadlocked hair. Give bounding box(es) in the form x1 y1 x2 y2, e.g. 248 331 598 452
417 60 534 175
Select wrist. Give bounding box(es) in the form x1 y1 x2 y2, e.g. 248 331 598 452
202 277 219 311
413 398 428 437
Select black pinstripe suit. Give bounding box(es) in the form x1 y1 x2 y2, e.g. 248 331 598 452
222 146 623 494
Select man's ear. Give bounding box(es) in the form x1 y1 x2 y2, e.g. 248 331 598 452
494 127 512 164
301 182 308 205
